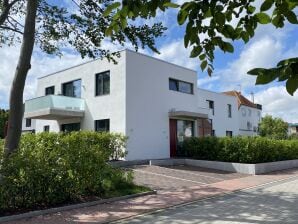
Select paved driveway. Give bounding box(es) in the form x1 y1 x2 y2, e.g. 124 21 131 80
131 165 248 190
118 177 298 224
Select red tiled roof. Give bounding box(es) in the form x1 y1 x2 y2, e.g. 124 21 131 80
223 91 258 109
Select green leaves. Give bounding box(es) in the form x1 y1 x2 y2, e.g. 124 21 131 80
260 0 274 11
103 2 121 17
248 58 298 95
255 12 271 24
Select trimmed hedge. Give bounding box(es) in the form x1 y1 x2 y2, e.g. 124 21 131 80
0 132 133 212
183 136 298 164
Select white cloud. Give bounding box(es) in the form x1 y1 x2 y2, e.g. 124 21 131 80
254 86 298 123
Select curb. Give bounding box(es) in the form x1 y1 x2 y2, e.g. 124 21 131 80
0 190 157 223
108 174 298 223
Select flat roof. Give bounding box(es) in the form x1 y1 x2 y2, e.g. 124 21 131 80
38 49 197 80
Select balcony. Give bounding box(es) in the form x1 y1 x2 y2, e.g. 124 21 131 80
24 95 85 120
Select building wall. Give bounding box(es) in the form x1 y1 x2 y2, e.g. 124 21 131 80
197 88 239 137
238 105 261 136
125 50 198 160
34 52 127 135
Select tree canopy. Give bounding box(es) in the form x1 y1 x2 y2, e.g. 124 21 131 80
259 115 289 139
106 0 298 94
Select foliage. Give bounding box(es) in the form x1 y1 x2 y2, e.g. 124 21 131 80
0 131 138 212
0 0 167 59
183 136 298 164
109 0 298 92
259 115 289 139
0 109 8 139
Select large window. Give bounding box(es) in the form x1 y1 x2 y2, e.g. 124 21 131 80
169 78 193 94
177 120 194 144
228 104 232 118
206 100 214 115
95 119 110 132
61 123 81 132
62 79 81 98
25 118 31 127
45 86 55 95
96 71 110 96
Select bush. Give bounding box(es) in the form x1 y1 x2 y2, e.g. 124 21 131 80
0 131 133 212
183 136 298 164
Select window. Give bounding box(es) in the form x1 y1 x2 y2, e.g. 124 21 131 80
44 125 50 132
206 100 214 115
228 104 232 118
95 119 110 132
45 86 55 95
247 121 252 130
25 118 31 127
61 123 81 132
62 79 81 98
198 118 212 137
169 78 193 94
177 120 194 143
212 130 216 136
226 131 233 137
96 71 110 96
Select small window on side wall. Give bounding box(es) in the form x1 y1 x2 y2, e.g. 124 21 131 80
44 125 50 132
95 119 110 132
25 118 31 127
96 71 110 96
226 131 233 137
45 86 55 95
228 104 232 118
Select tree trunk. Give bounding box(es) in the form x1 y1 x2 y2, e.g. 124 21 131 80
4 0 38 156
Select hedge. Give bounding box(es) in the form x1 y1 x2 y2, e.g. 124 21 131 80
183 136 298 164
0 132 133 212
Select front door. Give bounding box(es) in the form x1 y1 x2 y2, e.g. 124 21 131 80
169 119 194 157
169 119 177 157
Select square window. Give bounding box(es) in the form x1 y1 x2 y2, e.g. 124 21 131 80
95 119 110 132
44 125 50 132
45 86 55 95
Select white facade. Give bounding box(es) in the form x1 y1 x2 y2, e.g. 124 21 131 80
238 105 262 136
197 89 239 137
23 49 261 160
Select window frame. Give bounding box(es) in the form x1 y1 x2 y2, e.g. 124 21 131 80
44 125 50 132
206 100 215 115
45 86 55 95
61 79 82 98
169 78 193 95
228 104 232 118
25 118 31 127
95 71 110 96
95 119 110 132
226 130 233 137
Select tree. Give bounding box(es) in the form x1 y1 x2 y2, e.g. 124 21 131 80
259 115 288 139
0 0 166 156
108 0 298 94
0 109 9 139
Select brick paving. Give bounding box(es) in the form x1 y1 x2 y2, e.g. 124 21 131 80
3 167 298 224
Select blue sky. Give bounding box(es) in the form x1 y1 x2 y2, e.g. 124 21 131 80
0 1 298 122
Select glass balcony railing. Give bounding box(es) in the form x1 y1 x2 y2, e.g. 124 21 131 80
25 95 85 113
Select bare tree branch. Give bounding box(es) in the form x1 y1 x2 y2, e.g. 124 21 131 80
0 25 23 34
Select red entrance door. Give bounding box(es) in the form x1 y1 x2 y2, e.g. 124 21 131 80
169 119 177 157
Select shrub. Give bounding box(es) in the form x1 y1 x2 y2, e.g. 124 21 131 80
0 131 132 212
183 136 298 164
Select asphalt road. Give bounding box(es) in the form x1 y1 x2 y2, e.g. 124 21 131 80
116 177 298 224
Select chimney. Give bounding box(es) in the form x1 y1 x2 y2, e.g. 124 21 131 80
250 92 255 103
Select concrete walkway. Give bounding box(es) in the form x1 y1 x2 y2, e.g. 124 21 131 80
118 176 298 223
4 168 298 224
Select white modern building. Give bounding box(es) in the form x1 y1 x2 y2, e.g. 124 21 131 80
23 49 262 160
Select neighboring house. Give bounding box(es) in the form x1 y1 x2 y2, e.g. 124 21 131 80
22 49 258 160
288 123 298 135
223 91 262 136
